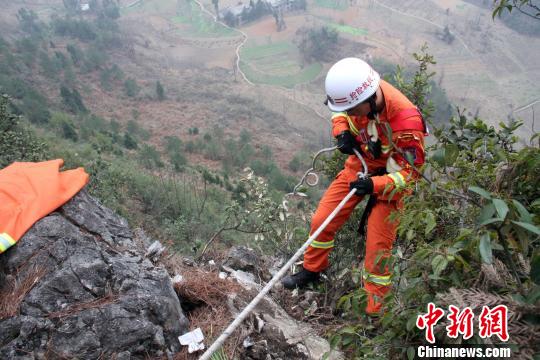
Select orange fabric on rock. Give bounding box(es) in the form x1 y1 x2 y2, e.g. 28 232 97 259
0 159 89 253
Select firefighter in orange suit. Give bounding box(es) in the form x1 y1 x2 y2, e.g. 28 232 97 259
282 58 427 315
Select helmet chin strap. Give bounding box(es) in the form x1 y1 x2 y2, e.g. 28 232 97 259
366 93 380 142
367 93 378 120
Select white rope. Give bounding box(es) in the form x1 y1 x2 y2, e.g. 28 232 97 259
199 187 359 360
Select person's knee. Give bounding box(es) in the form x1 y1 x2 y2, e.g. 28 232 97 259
311 211 327 231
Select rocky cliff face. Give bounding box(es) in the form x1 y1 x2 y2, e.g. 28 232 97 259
0 190 189 359
0 190 340 360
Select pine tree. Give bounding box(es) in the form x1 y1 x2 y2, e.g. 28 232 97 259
156 81 165 101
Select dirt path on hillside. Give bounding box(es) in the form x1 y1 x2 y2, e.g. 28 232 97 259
372 0 474 57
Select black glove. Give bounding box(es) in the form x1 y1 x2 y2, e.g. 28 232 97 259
336 131 360 155
367 139 382 159
349 177 374 196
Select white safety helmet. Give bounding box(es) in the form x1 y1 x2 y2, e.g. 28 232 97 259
325 58 380 112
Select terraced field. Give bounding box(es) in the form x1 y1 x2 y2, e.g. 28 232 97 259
119 0 539 136
239 41 323 87
314 0 349 10
171 2 236 38
121 0 176 14
328 23 368 36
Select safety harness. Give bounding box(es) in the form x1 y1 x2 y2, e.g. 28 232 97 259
356 107 428 236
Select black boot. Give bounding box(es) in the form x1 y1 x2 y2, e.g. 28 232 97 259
281 267 320 289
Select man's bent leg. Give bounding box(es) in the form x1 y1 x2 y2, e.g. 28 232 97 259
363 200 399 314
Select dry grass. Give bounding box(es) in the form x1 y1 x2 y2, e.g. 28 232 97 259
47 292 119 319
171 265 248 359
0 265 48 319
174 267 240 310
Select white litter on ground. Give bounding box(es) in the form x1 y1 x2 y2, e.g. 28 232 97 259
178 328 205 353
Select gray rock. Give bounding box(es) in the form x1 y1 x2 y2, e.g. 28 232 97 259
233 281 343 360
0 190 189 359
223 246 261 273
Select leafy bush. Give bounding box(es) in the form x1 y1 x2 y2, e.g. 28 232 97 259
156 81 165 101
0 94 46 168
53 17 97 41
17 8 45 36
60 86 87 113
66 43 84 66
50 112 78 141
83 45 109 72
124 78 140 97
100 64 124 90
296 26 338 63
22 91 51 125
123 133 138 149
39 51 61 78
139 144 164 169
15 37 39 67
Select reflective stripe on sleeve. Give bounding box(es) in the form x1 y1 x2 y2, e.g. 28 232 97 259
388 172 406 188
331 112 347 120
381 144 392 154
331 112 360 136
0 232 16 253
347 116 360 136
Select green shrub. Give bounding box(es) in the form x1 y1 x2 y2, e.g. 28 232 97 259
124 78 139 97
0 94 46 168
60 86 87 113
123 133 138 149
22 93 51 124
139 144 163 169
296 26 338 63
66 43 84 66
39 51 61 78
16 37 39 67
99 64 124 90
156 80 165 101
83 45 109 72
17 8 45 36
52 17 97 42
50 112 78 141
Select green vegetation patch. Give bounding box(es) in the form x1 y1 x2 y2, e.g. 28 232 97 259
170 15 189 24
314 0 348 10
328 23 368 36
239 41 322 87
241 42 296 60
121 0 176 14
240 60 322 88
172 2 236 37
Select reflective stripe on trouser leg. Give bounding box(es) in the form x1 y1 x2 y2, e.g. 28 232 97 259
304 169 363 272
363 199 399 314
310 239 335 249
0 232 16 253
362 269 392 286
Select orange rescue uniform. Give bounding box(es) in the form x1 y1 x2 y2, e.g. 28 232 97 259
0 159 89 254
303 80 426 314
